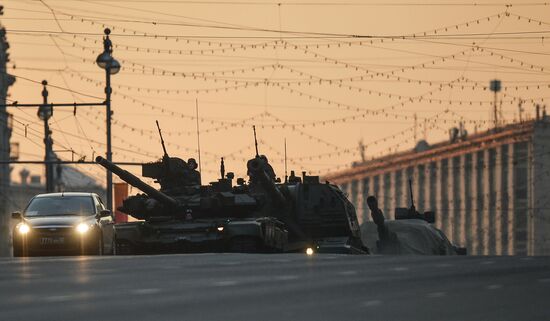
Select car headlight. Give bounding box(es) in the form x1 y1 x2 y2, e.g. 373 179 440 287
76 223 90 234
306 247 314 256
17 223 30 235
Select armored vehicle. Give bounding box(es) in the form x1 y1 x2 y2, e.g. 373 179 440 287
361 180 467 255
96 125 366 254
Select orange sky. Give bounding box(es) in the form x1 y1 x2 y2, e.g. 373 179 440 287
2 0 549 188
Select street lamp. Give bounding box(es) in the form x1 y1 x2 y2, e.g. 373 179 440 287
37 80 54 193
96 28 121 210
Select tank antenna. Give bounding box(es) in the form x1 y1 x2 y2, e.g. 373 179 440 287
253 125 259 157
156 120 168 158
284 138 288 183
195 98 202 174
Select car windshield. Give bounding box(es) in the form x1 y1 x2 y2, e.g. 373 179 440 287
24 196 95 217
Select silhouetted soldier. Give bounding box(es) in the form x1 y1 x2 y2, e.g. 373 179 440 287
187 158 201 185
260 155 276 181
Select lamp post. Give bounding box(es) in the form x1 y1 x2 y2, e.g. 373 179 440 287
490 79 501 129
96 28 120 210
37 80 54 193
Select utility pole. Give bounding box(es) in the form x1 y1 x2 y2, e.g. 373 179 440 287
0 28 119 210
518 99 523 123
490 79 501 128
106 58 113 209
0 28 120 213
0 5 16 256
38 80 54 193
423 118 428 141
96 28 121 210
358 139 366 163
413 113 418 142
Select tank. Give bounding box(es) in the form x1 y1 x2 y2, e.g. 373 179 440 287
96 133 366 254
245 155 366 254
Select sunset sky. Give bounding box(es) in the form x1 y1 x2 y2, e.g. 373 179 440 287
2 0 549 187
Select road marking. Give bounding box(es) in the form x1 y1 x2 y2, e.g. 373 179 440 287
362 300 383 307
337 270 358 276
18 273 42 279
213 280 239 287
486 284 503 290
219 261 242 265
44 295 75 302
11 295 35 304
480 260 495 265
268 259 291 263
537 278 550 283
275 275 300 281
131 288 161 295
427 292 446 298
435 263 453 268
391 267 409 272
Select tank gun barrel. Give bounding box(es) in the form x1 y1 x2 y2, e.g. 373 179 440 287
366 196 390 241
95 156 178 208
247 157 287 207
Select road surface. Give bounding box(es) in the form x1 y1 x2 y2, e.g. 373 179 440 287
1 254 549 321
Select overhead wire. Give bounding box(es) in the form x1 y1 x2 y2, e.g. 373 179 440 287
5 1 550 179
9 0 550 6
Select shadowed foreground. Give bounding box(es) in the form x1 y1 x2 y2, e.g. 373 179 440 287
1 254 549 321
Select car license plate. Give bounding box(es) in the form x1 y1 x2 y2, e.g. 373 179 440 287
40 237 65 245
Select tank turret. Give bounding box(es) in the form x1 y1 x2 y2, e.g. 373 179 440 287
247 156 287 207
141 121 201 194
96 156 178 209
96 155 258 220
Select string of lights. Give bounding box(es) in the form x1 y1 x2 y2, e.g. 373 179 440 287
6 71 442 160
61 58 550 100
17 6 516 44
58 35 549 98
69 66 519 131
289 40 548 88
48 32 536 136
14 1 549 7
63 63 500 132
6 2 550 186
10 15 550 40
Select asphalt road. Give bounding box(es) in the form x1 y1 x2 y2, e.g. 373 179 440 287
0 254 549 321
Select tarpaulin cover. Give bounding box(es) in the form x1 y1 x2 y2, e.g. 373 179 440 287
361 219 456 255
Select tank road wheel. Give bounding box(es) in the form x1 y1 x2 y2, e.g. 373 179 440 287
228 236 261 253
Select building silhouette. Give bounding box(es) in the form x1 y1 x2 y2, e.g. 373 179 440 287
324 117 550 255
0 16 16 256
